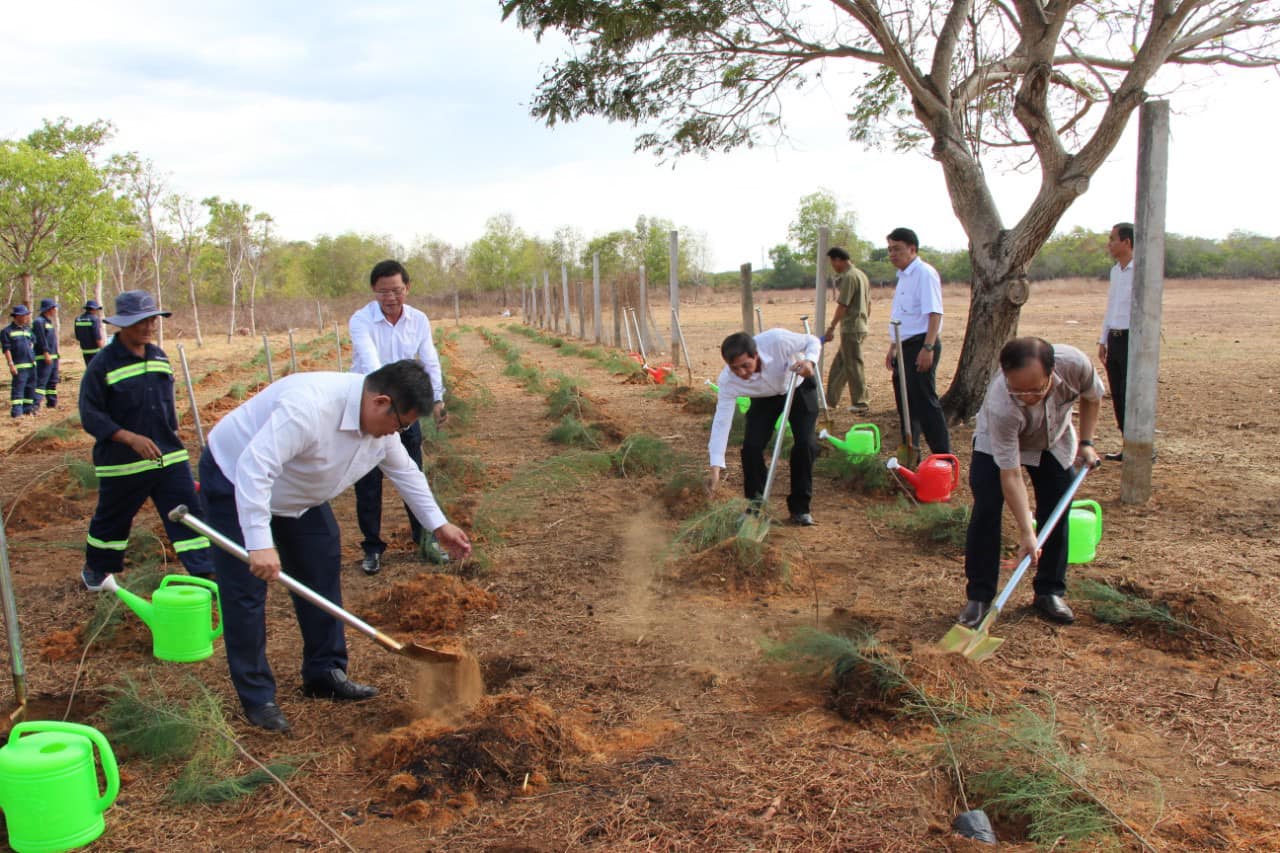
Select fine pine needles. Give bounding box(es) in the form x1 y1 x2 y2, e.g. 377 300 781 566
547 414 601 448
816 453 893 495
876 499 971 549
612 434 679 477
671 499 747 552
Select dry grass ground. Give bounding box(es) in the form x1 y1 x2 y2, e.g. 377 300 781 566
0 277 1277 851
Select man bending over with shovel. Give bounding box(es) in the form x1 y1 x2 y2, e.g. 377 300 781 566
200 359 471 732
707 330 822 525
959 337 1101 629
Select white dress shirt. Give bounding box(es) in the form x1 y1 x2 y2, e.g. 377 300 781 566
348 301 445 401
1099 260 1134 342
207 372 447 551
707 329 822 469
887 256 944 339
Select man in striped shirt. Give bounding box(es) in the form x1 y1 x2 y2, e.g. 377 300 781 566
78 290 213 590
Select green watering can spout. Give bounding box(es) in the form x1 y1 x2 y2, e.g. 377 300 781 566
102 575 154 630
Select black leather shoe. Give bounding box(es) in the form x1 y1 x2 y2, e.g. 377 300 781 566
958 600 991 628
244 702 291 732
1033 595 1075 624
1104 451 1123 462
302 669 379 701
788 513 816 526
360 550 382 576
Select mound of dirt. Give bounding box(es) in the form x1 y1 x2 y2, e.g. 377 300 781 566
361 574 497 634
5 480 92 532
659 479 709 518
669 538 801 594
366 695 597 823
39 628 84 661
1098 582 1280 659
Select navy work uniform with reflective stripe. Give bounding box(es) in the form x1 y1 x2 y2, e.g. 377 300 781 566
31 314 59 410
75 312 103 366
78 336 213 577
1 322 36 417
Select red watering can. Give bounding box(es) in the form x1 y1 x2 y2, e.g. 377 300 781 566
886 453 960 503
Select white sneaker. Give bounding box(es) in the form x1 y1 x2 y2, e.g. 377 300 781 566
81 565 111 592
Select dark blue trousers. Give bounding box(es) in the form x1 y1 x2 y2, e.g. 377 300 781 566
34 357 58 409
354 420 424 554
963 450 1074 602
742 377 820 516
199 452 348 711
85 461 214 577
9 366 34 416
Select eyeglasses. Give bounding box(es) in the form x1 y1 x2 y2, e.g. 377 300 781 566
1008 375 1053 403
373 286 406 299
388 398 414 433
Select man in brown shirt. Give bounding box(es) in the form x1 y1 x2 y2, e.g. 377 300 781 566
959 337 1102 628
822 247 871 412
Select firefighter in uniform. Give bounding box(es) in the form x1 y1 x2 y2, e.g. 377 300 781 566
32 297 60 411
78 290 213 590
75 299 106 366
2 305 36 418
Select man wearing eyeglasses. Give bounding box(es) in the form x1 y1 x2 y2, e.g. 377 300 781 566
349 259 448 575
199 359 471 732
958 337 1102 629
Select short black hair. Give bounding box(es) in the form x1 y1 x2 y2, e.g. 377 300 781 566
999 337 1055 375
369 259 410 288
827 247 851 261
886 227 919 249
364 359 435 415
1112 223 1135 246
720 331 757 364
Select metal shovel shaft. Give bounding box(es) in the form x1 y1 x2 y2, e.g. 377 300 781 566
760 370 800 507
0 514 27 721
168 505 459 662
801 316 833 428
891 321 913 453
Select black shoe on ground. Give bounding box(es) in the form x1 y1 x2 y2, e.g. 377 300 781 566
957 600 991 628
360 550 382 576
1033 595 1075 624
244 702 291 732
787 513 816 526
302 669 379 701
81 564 110 592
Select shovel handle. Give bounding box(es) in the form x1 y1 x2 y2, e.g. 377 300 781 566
988 465 1091 615
167 505 405 654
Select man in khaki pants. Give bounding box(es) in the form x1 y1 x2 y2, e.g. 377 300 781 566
822 247 871 412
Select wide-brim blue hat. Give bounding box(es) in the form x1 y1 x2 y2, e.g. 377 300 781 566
38 297 58 313
10 305 30 317
84 299 102 310
105 290 172 327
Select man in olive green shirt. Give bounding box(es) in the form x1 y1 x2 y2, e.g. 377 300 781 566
822 247 871 412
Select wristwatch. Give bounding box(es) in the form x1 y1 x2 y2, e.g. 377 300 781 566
1078 439 1094 447
922 341 939 352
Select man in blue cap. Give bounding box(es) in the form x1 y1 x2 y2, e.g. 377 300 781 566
1 305 36 417
75 299 107 365
78 290 213 591
31 298 60 411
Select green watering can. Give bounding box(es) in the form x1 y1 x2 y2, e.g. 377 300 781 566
819 423 880 458
0 721 119 853
1067 499 1103 564
102 574 223 662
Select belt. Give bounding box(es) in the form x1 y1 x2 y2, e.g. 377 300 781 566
1108 329 1128 336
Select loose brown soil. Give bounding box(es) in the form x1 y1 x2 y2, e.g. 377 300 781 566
1 282 1278 851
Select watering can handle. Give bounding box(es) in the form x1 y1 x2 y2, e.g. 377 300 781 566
10 721 120 811
1073 499 1103 541
940 453 960 487
159 575 224 642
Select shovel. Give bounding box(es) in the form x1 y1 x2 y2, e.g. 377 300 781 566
891 321 919 469
738 369 800 543
168 505 460 663
0 514 28 722
939 464 1091 661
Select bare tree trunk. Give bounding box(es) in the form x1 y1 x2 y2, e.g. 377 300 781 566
187 258 203 347
20 272 33 309
227 271 239 344
248 268 258 338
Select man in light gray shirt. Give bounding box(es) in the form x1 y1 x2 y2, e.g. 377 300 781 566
1098 222 1134 461
959 338 1101 629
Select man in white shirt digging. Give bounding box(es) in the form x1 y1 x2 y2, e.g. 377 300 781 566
200 360 471 732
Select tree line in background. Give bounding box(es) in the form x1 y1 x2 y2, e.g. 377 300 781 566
4 119 1278 348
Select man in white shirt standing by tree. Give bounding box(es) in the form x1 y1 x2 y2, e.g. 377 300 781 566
349 260 448 575
884 227 951 455
1098 222 1134 462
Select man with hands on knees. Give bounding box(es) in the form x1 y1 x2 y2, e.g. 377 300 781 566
199 359 471 733
707 329 823 526
959 337 1102 630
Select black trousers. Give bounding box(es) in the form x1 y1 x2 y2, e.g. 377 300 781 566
34 356 59 409
1105 329 1128 434
891 335 951 454
964 450 1074 602
742 377 819 515
85 460 214 577
199 452 348 711
354 420 424 554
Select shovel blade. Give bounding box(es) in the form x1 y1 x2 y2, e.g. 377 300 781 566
938 622 1007 661
737 514 770 543
397 640 463 663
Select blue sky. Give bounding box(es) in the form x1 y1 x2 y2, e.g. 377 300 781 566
4 2 1278 271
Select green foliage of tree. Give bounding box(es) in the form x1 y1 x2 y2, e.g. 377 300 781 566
789 189 865 263
469 212 527 292
763 244 810 290
304 232 398 298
